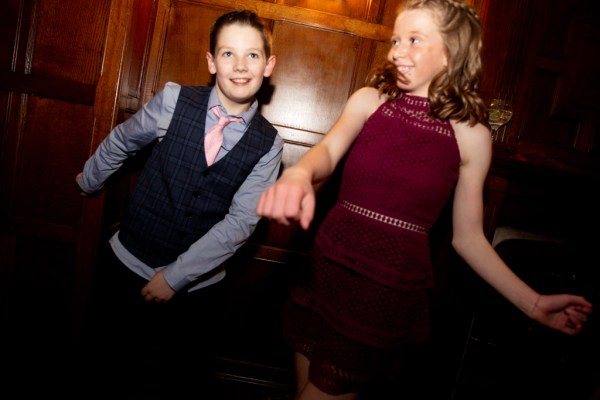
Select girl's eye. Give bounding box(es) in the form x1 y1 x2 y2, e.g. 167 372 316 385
391 39 400 46
410 37 421 45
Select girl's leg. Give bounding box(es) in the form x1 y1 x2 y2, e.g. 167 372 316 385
298 381 359 400
294 352 359 400
294 352 310 399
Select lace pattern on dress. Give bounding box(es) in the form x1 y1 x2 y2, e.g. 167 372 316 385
381 95 454 138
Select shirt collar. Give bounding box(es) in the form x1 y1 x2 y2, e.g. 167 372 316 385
208 87 258 124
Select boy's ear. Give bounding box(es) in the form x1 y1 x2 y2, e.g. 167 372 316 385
263 55 277 78
206 51 217 74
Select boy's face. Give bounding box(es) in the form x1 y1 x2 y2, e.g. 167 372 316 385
207 23 276 115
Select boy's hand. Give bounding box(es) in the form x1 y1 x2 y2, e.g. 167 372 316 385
141 271 175 303
74 172 97 197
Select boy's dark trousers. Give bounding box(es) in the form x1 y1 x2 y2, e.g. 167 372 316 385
79 243 226 396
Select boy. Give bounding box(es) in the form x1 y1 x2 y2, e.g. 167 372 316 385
76 9 282 394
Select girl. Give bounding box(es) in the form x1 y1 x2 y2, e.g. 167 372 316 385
256 1 593 399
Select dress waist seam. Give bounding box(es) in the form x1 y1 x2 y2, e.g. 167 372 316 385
340 200 429 235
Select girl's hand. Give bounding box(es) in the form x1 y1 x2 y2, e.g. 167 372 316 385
530 294 593 335
256 168 316 230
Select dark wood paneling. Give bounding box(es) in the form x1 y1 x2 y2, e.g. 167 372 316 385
0 0 134 351
0 71 96 104
281 0 373 20
120 0 158 112
154 3 217 87
264 22 363 133
484 0 600 176
0 0 32 71
13 97 93 227
32 0 111 83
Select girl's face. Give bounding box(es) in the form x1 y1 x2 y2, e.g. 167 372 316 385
206 23 276 115
387 8 448 97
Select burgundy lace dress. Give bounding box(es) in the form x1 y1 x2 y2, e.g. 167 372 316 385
282 94 461 394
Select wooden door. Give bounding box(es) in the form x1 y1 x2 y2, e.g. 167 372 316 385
0 0 133 356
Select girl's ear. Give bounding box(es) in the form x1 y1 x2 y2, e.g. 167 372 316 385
206 51 217 75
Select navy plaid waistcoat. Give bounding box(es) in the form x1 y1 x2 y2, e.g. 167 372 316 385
118 86 277 267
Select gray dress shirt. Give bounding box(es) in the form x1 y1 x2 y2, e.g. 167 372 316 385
78 82 283 291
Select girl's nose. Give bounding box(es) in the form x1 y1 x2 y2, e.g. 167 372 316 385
389 45 407 61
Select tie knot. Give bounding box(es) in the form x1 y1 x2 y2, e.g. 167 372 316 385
216 116 232 128
211 106 242 127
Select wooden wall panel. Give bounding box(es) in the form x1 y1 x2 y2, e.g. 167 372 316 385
120 0 158 112
281 0 373 20
12 97 93 229
32 0 110 83
1 0 113 239
507 0 600 170
371 39 392 72
263 22 362 134
472 0 600 184
0 93 20 227
521 70 579 148
154 2 218 88
0 0 24 70
380 0 404 27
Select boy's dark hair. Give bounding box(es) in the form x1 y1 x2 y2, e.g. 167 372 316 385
209 10 273 58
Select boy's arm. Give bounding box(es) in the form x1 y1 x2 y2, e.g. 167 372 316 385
76 82 180 194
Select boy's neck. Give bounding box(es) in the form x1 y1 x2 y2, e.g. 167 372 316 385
223 102 253 116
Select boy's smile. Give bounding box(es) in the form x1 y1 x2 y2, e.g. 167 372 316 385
207 24 276 115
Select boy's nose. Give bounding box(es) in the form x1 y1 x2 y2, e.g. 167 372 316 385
233 58 248 71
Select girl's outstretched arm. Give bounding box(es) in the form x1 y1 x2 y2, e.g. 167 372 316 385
257 87 384 229
450 120 593 335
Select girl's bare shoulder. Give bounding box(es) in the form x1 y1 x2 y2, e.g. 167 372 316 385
348 87 387 116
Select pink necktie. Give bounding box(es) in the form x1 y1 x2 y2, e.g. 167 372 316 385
204 107 242 166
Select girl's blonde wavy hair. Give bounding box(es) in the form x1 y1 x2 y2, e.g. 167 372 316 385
366 0 488 126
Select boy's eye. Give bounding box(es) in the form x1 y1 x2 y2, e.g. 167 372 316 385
223 51 233 57
410 37 421 45
249 53 260 60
